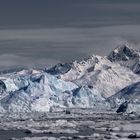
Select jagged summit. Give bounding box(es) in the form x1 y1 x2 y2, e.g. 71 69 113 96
108 44 140 62
46 44 140 78
45 55 100 76
107 44 140 74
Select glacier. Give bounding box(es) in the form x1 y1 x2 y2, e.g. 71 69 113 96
0 44 140 114
0 73 108 113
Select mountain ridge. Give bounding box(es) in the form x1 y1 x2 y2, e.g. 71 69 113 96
0 44 140 114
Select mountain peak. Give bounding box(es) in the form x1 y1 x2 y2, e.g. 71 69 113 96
108 44 139 62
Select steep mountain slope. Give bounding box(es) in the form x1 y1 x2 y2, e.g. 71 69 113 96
107 82 140 114
108 44 140 74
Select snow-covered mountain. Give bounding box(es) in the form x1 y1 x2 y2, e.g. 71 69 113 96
0 44 140 113
108 44 140 74
47 45 140 98
107 81 140 114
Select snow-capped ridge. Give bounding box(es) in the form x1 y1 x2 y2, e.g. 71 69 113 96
107 44 140 74
46 55 100 76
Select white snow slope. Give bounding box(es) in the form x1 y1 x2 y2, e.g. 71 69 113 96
0 44 140 113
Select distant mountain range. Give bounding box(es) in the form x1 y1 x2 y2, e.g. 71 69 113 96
0 44 140 114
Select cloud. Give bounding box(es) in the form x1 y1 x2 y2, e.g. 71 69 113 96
0 25 140 69
0 54 60 70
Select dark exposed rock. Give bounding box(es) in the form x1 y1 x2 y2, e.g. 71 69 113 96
128 133 137 138
45 63 72 75
24 129 32 134
108 44 139 62
65 109 71 114
116 101 128 113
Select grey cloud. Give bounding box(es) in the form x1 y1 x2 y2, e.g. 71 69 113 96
0 0 140 69
0 54 60 70
0 25 140 70
0 0 140 28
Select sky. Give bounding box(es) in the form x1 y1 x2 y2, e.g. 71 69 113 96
0 0 140 69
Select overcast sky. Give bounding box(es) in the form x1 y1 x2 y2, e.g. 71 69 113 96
0 0 140 69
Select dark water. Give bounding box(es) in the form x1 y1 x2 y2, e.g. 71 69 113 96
0 129 35 140
0 128 93 140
